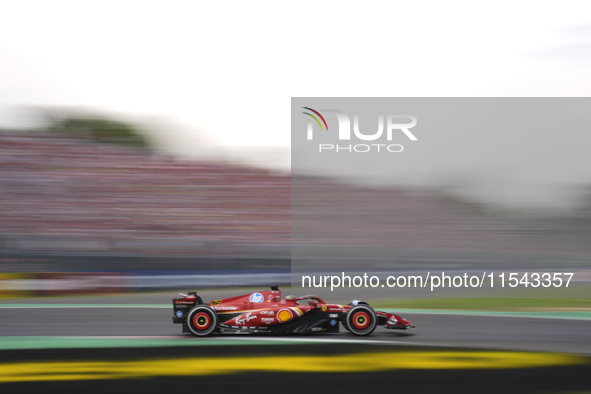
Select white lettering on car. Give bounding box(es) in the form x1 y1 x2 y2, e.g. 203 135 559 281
235 312 258 325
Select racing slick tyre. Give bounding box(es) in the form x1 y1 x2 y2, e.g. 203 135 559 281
187 305 218 336
345 305 377 336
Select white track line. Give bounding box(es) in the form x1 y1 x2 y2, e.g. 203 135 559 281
50 335 448 347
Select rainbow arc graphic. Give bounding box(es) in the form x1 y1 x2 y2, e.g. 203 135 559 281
302 107 328 131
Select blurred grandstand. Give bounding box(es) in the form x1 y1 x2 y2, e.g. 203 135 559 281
1 129 590 276
0 130 288 263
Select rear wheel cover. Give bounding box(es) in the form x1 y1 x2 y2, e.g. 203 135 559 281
187 306 217 336
193 312 212 329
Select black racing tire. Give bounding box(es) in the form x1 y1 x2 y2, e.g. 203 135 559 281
187 305 218 336
345 305 377 336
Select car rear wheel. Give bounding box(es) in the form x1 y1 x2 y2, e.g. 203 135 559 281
187 305 218 336
345 305 377 336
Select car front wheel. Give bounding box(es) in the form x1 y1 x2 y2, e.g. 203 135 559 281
345 305 377 336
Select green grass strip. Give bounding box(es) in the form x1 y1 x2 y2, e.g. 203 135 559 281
0 336 315 351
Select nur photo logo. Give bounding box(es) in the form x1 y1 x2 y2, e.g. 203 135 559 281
301 107 418 153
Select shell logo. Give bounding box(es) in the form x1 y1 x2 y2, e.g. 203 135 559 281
277 309 293 323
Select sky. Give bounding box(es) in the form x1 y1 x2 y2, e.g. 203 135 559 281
1 0 591 209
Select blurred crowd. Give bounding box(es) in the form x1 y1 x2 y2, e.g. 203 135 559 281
1 130 589 261
0 131 289 256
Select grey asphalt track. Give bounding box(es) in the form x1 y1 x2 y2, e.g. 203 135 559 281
1 293 590 355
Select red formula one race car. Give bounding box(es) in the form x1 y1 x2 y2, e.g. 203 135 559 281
172 286 415 336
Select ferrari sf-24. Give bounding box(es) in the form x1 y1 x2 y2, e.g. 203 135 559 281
172 286 415 336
